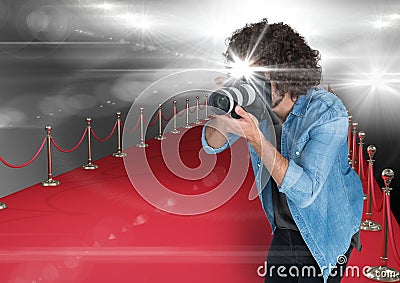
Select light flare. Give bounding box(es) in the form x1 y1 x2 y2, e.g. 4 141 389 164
371 19 389 29
227 54 254 79
98 2 113 11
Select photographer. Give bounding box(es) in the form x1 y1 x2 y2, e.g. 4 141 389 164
201 19 363 282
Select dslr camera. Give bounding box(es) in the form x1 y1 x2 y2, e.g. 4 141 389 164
208 74 277 122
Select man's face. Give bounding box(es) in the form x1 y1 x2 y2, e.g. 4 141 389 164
270 81 285 109
259 72 284 109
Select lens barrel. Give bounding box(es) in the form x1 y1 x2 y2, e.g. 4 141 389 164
208 84 256 119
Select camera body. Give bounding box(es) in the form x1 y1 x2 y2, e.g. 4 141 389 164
208 76 275 121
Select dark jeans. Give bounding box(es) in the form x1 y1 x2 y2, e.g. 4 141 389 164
265 229 352 283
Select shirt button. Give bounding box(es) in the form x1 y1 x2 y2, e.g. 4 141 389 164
257 163 261 167
295 151 300 155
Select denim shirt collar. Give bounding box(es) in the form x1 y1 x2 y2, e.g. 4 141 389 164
290 88 314 117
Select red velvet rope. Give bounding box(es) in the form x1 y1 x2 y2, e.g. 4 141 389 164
0 137 47 168
188 106 197 113
146 112 159 127
177 108 186 117
370 165 384 212
358 147 366 180
352 133 358 167
91 120 117 142
386 194 400 266
52 128 88 153
198 99 207 110
120 117 140 134
161 107 174 121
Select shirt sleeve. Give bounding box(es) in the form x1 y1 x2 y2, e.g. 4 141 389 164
278 108 348 208
201 120 240 154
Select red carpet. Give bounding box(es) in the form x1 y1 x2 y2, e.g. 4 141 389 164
0 125 399 283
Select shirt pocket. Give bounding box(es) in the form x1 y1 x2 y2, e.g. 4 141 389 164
288 136 309 160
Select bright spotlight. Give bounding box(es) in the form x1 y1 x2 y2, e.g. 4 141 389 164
366 70 386 90
227 54 254 79
389 14 400 20
134 17 153 30
118 13 136 25
371 19 389 29
96 2 113 11
358 69 395 93
117 13 154 30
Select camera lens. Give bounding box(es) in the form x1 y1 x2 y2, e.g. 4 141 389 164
209 89 234 115
216 95 229 111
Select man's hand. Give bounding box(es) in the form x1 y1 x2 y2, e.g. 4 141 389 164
205 105 262 151
205 105 288 186
217 106 262 147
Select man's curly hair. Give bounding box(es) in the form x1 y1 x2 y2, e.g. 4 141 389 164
224 18 322 100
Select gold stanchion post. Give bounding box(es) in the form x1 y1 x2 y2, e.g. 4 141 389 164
204 94 210 121
136 107 149 148
171 100 180 134
358 131 365 179
351 121 358 169
42 125 60 186
155 104 166 140
184 98 192 129
358 131 367 200
360 145 382 231
363 169 400 282
195 96 202 125
82 118 98 170
113 112 126 157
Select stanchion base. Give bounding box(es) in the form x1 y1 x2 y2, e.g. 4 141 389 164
42 178 61 187
364 193 367 200
155 135 166 140
171 129 180 134
204 117 210 121
360 219 382 231
195 120 202 125
82 163 99 170
0 202 7 210
136 142 149 148
364 266 400 282
113 151 127 158
184 125 193 129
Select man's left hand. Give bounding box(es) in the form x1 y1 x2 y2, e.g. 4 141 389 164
219 106 262 145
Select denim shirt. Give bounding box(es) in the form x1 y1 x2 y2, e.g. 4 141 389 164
201 87 364 281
